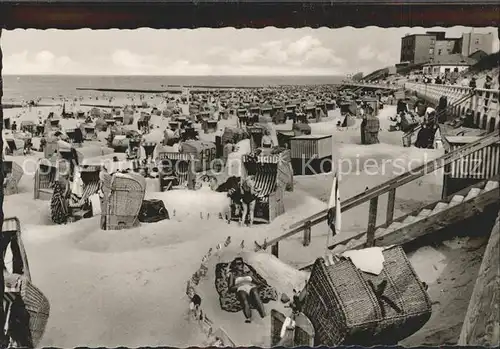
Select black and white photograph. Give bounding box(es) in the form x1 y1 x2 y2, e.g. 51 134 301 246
0 23 499 348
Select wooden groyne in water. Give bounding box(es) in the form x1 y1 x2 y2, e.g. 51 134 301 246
76 87 182 94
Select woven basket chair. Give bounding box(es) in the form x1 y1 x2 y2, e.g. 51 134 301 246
3 161 24 195
100 172 146 230
270 309 315 347
302 246 432 346
2 217 50 347
34 160 58 200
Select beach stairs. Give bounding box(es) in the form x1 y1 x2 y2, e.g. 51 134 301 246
326 176 499 256
254 131 500 260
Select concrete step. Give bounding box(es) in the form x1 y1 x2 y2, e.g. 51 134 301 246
386 221 403 233
465 188 482 201
402 215 417 225
414 208 432 222
431 202 449 215
482 180 499 193
448 195 465 208
417 208 432 217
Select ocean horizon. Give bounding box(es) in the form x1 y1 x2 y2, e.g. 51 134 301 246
3 74 345 102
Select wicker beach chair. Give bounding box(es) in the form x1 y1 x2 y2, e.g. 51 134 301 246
83 124 97 141
2 217 50 347
34 160 58 200
68 165 102 221
364 114 380 145
100 172 146 230
3 160 24 195
302 246 432 346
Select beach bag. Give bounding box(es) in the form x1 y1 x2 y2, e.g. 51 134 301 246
138 199 169 223
302 246 431 346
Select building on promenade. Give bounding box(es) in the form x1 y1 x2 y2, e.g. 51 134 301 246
400 31 494 65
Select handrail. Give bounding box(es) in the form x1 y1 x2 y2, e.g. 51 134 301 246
256 131 500 252
405 82 499 95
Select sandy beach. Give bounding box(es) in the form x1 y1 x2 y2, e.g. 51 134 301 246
2 92 486 348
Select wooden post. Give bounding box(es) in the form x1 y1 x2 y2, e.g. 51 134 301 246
386 188 396 227
366 197 378 247
303 220 312 246
458 215 499 346
271 242 279 258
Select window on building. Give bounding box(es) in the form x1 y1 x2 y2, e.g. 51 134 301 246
445 68 451 73
475 38 480 44
438 49 442 55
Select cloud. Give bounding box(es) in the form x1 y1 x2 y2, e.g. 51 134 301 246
287 36 321 56
206 35 345 72
358 45 376 60
229 48 262 64
3 27 497 76
3 50 78 75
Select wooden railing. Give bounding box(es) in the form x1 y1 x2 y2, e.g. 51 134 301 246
405 82 499 131
255 131 500 257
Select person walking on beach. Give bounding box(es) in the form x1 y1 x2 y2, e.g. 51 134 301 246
223 140 234 166
240 175 259 227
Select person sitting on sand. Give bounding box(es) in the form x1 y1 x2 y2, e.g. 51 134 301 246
228 257 266 323
240 176 259 227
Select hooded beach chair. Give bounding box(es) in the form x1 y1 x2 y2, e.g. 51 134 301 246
33 159 58 200
3 160 24 195
68 165 102 221
2 217 50 348
100 172 147 230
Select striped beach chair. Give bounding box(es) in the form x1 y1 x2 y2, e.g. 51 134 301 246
253 164 278 204
68 165 102 220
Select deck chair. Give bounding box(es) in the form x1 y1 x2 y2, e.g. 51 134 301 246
100 172 146 230
68 165 102 221
3 160 24 196
2 217 50 348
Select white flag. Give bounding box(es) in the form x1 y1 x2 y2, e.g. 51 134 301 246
326 172 341 236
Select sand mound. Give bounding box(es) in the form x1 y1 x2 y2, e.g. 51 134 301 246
146 190 230 219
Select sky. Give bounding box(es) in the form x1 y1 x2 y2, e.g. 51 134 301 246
2 26 499 76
